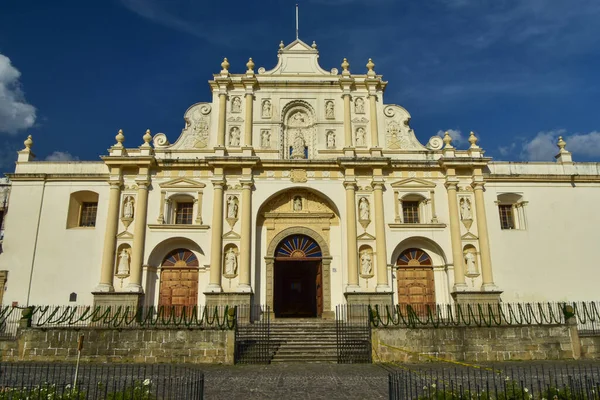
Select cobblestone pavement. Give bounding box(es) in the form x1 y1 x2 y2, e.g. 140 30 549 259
202 363 390 400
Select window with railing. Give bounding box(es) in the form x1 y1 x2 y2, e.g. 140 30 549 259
79 202 98 227
67 191 99 229
497 193 527 230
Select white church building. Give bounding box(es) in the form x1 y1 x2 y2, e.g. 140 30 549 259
0 39 598 317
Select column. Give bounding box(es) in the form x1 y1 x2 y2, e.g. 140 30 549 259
156 191 166 224
373 182 389 291
244 92 253 146
473 182 496 290
344 181 359 289
446 181 467 290
207 179 225 292
369 94 379 147
343 93 352 147
430 189 439 223
195 191 204 224
127 181 149 292
96 181 121 292
238 180 252 292
216 92 227 147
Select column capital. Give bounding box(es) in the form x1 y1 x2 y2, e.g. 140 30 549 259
471 181 485 191
343 181 357 190
135 180 150 190
108 180 122 189
211 179 226 189
240 180 254 190
444 181 459 190
371 181 385 191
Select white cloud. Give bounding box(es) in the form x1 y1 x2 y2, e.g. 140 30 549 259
0 53 36 134
520 129 600 161
45 151 79 162
437 129 464 144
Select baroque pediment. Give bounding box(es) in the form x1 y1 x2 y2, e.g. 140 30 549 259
390 178 436 189
383 105 427 151
159 178 206 189
258 39 333 76
163 102 213 150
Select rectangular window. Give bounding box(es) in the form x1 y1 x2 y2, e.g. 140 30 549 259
403 201 420 224
79 202 98 227
175 202 194 225
498 204 515 229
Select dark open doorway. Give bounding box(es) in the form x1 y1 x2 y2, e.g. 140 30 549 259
274 260 322 318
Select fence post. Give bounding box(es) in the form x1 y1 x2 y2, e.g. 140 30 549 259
564 305 581 360
19 306 33 328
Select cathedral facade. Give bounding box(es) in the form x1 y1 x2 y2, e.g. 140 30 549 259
1 39 599 316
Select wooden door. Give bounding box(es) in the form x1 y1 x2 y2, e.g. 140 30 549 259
396 267 436 308
158 249 199 315
158 268 199 309
316 262 323 317
396 248 436 312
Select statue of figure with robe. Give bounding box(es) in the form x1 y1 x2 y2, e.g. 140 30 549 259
465 252 477 275
225 248 237 275
116 249 130 276
360 251 372 276
123 197 134 219
291 131 306 159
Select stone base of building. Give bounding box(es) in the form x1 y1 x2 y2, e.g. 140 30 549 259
452 290 503 304
92 292 142 309
345 292 393 307
204 292 252 308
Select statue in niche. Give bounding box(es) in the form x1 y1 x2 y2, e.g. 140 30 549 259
355 97 365 114
360 251 372 276
356 127 366 147
224 248 237 275
262 100 272 118
291 131 306 159
116 249 130 276
261 130 271 148
231 97 241 113
460 198 472 220
229 127 240 147
327 131 336 149
465 252 477 275
293 196 303 211
227 196 238 219
325 101 334 119
359 197 370 220
123 197 134 219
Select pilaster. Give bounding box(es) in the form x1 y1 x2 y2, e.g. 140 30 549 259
207 173 225 293
95 177 122 293
445 178 467 291
344 179 359 291
127 177 150 293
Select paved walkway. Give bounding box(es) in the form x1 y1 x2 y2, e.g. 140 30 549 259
202 363 391 400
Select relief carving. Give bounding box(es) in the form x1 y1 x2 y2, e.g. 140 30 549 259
262 99 272 118
231 96 242 113
325 100 334 119
384 105 427 150
355 97 365 114
290 169 308 183
171 103 212 149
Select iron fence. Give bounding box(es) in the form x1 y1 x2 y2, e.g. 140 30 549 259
371 301 600 330
0 306 21 339
336 304 372 364
389 364 600 400
234 304 273 364
0 363 204 399
0 304 236 331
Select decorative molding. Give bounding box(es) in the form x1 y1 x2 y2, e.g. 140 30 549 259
357 232 376 241
148 224 209 230
461 232 479 240
388 223 447 229
390 178 437 189
159 178 206 190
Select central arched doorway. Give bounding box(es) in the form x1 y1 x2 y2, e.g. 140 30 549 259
396 248 436 309
158 248 199 312
274 234 323 318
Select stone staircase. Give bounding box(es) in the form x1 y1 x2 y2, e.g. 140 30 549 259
235 319 339 363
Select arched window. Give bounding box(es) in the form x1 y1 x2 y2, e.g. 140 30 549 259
66 191 99 228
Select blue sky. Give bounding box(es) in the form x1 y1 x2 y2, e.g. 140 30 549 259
1 0 600 173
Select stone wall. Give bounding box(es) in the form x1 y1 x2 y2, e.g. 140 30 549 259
372 325 577 363
0 328 234 364
580 335 600 359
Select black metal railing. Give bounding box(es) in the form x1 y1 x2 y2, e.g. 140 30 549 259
371 301 600 329
0 363 204 399
0 305 22 339
336 304 372 364
234 304 273 364
389 364 600 400
0 304 236 331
